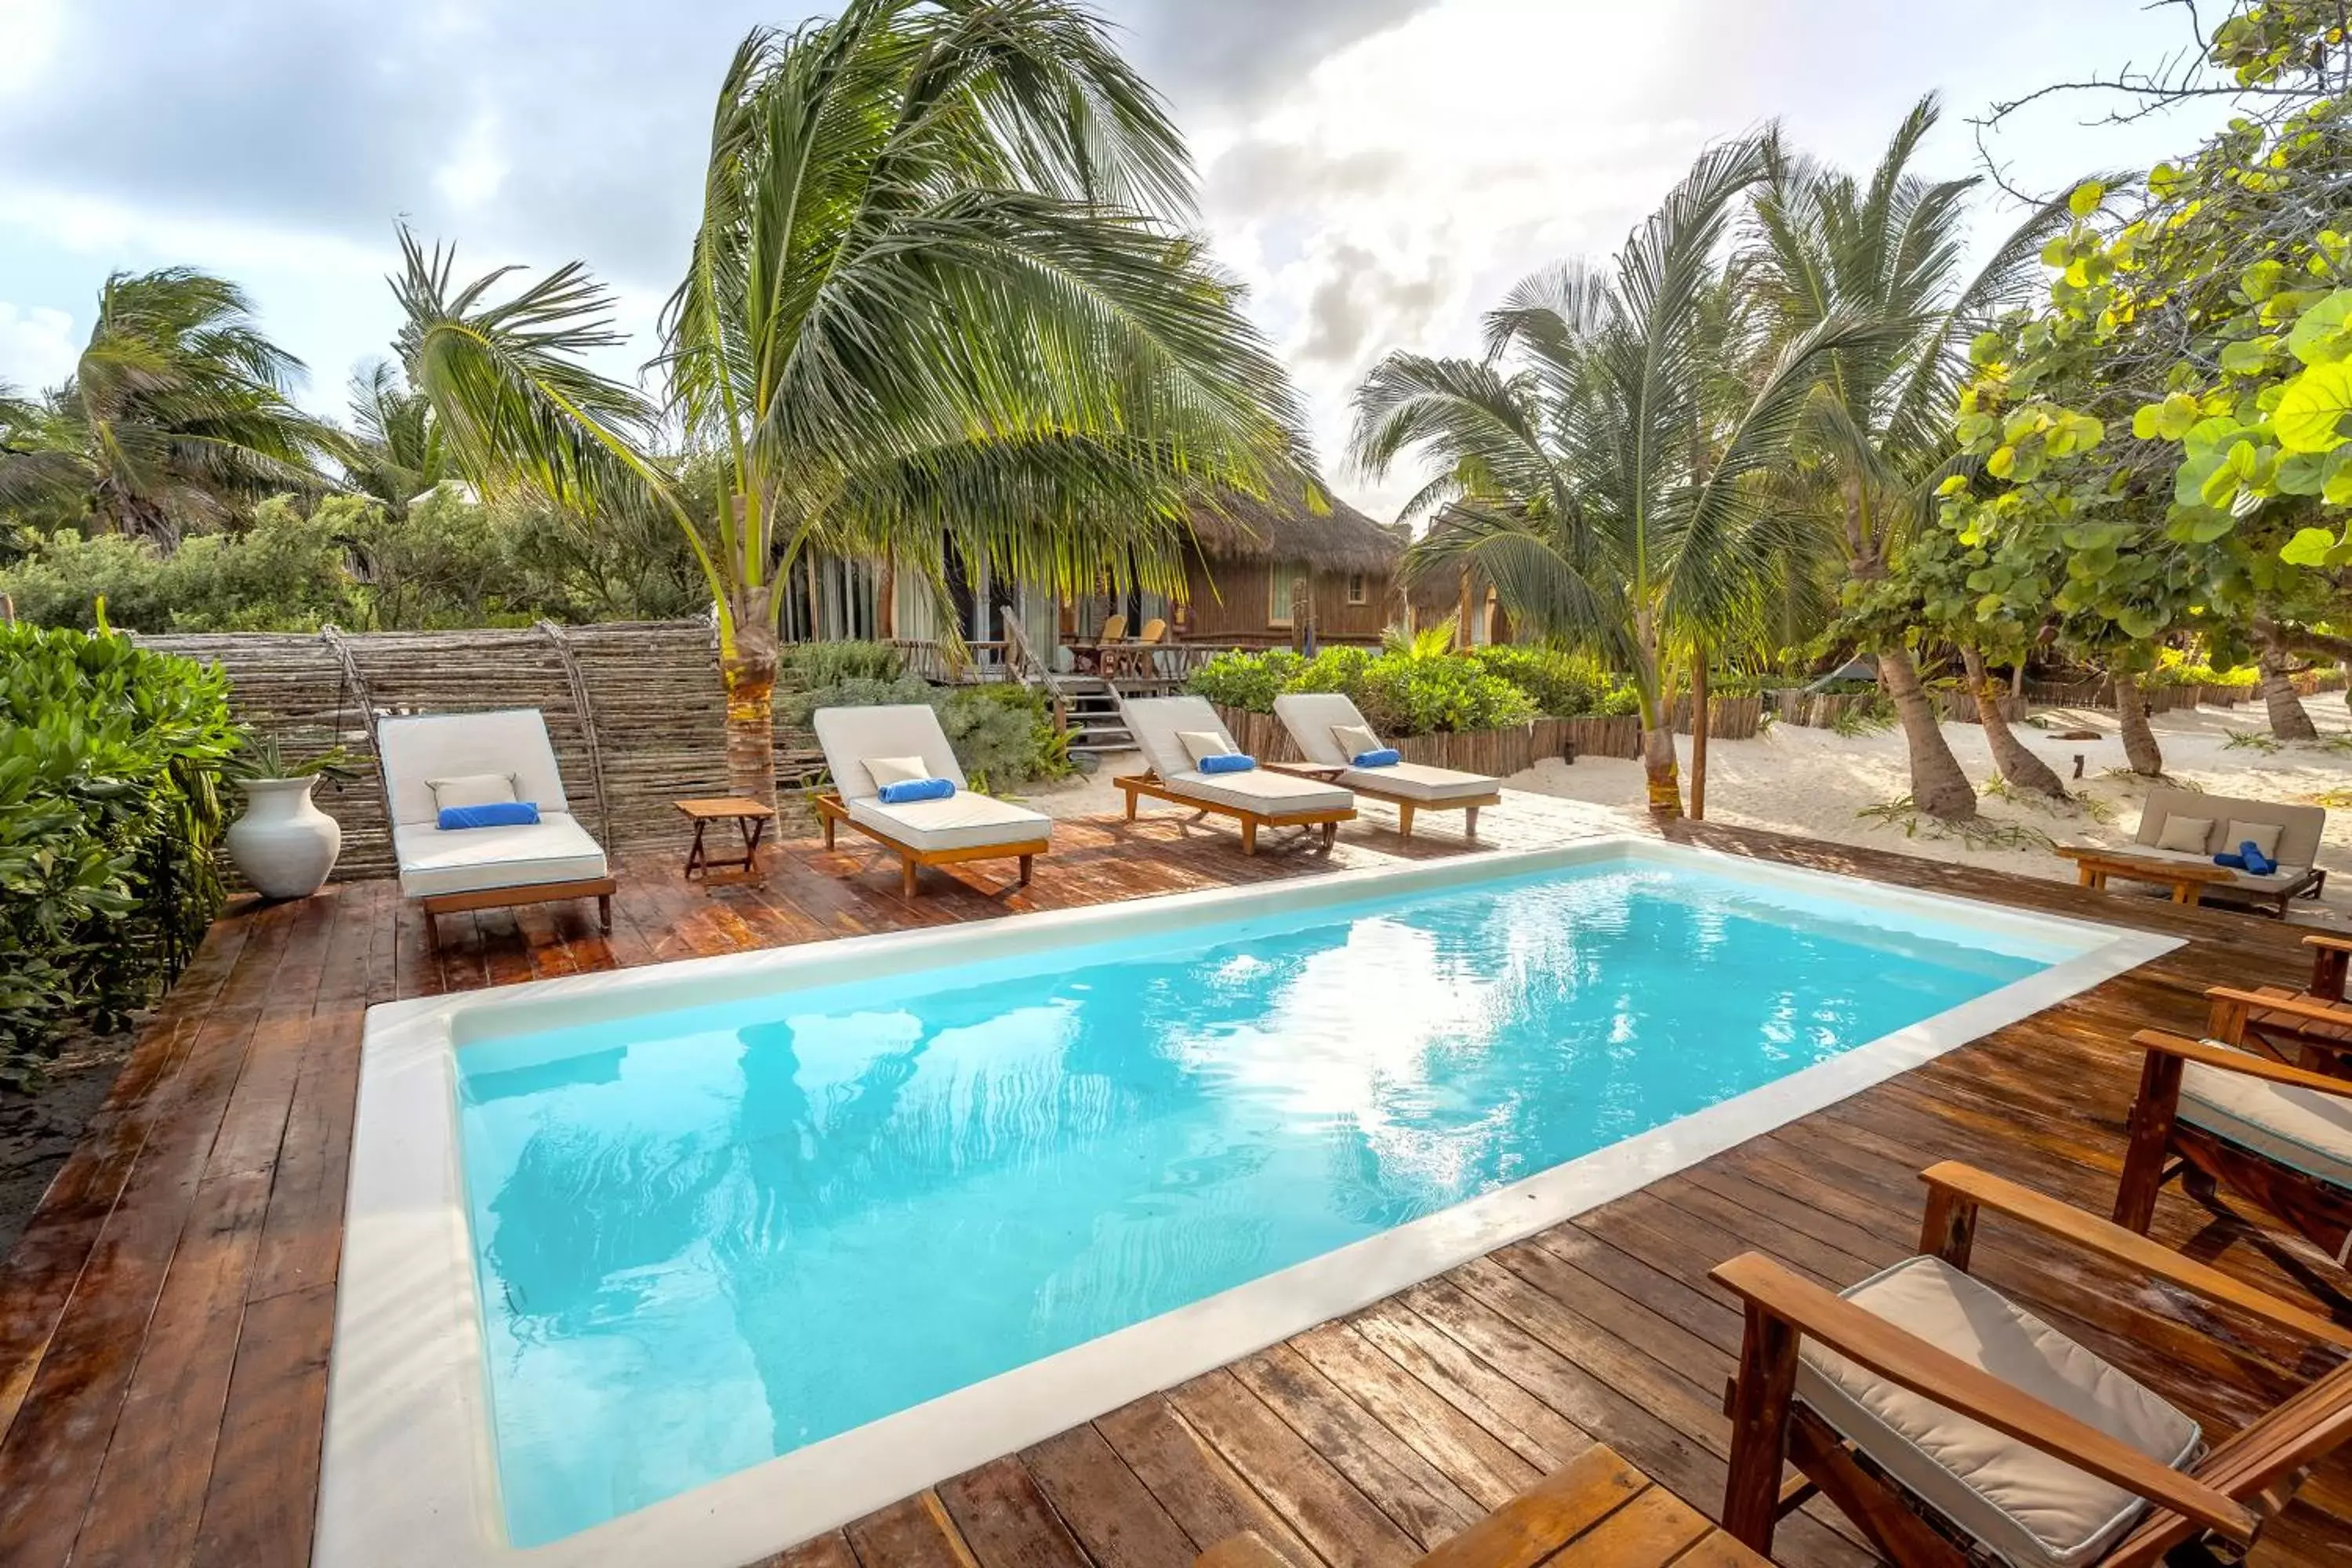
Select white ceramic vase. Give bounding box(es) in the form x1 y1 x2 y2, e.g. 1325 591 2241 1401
227 776 343 899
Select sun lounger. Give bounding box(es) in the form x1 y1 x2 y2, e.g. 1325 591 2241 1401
2115 1026 2352 1266
1717 1160 2352 1566
1271 692 1501 838
1115 695 1354 855
2059 787 2328 917
811 704 1051 897
376 709 615 949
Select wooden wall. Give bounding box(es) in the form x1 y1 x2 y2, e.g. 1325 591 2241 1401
1178 556 1396 644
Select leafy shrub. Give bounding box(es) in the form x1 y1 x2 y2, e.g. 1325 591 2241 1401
1597 684 1642 718
1186 648 1304 712
1465 645 1611 715
789 673 1072 792
0 626 238 1083
786 640 904 688
1185 644 1539 735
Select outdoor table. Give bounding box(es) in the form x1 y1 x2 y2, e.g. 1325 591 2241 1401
674 796 774 880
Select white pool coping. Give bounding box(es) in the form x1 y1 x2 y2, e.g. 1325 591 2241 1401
318 835 2180 1567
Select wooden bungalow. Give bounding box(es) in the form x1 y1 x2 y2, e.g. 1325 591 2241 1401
1160 481 1406 648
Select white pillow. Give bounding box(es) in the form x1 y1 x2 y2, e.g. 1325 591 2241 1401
1178 730 1235 765
1331 722 1382 758
2222 818 2285 862
429 772 517 812
864 753 931 788
2154 815 2214 855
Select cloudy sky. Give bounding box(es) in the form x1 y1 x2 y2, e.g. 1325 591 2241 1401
0 0 2228 518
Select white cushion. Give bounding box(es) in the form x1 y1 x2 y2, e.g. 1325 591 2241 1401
2114 846 2313 893
1341 760 1497 802
2221 819 2284 862
811 706 966 799
2154 815 2213 854
377 710 572 826
2180 1041 2352 1189
1798 1255 2200 1568
1332 722 1383 758
427 772 518 812
1120 696 1239 782
1163 768 1353 816
1178 730 1236 765
864 754 932 788
1272 692 1374 767
392 811 609 899
848 793 1051 854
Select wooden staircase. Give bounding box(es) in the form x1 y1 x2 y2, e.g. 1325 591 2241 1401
1048 672 1137 757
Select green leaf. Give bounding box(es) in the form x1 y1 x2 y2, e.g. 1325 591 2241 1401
2219 336 2278 373
2274 361 2352 452
1985 445 2016 480
2286 289 2352 365
2277 450 2327 494
2068 180 2105 216
2241 259 2286 300
2281 526 2342 565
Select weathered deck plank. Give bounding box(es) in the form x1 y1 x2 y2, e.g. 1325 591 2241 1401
0 797 2347 1566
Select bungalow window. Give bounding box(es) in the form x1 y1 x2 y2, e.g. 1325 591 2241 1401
1268 562 1305 626
1345 572 1367 606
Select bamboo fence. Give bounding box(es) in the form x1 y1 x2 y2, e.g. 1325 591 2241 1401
134 619 828 881
1207 699 1760 772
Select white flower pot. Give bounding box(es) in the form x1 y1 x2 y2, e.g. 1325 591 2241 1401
227 776 343 899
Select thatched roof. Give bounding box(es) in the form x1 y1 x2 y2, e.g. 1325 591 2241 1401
1186 479 1403 572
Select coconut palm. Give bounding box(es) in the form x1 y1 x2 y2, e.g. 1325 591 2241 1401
1744 95 2074 820
0 269 343 547
1353 138 1875 817
396 0 1307 805
343 358 447 520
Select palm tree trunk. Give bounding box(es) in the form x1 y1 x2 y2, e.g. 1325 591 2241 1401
2114 672 2163 776
1878 645 1975 821
1962 646 2065 798
720 591 781 808
2257 643 2318 741
1690 645 1708 821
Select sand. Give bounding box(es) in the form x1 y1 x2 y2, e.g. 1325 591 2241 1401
1016 700 2352 927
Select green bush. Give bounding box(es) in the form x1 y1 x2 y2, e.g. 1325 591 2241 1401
786 640 905 688
789 673 1072 792
0 626 238 1083
1464 645 1611 716
1184 644 1534 735
1185 648 1304 712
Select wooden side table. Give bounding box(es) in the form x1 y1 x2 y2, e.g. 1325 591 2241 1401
675 797 774 880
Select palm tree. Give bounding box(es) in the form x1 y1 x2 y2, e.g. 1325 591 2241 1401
1744 96 2072 820
1352 139 1872 817
397 1 1307 805
343 358 446 519
0 269 343 547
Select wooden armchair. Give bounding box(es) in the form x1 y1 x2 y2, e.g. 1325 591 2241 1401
2203 934 2352 1071
1715 1161 2352 1567
2114 1027 2352 1268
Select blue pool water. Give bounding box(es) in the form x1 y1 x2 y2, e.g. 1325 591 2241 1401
455 855 2062 1544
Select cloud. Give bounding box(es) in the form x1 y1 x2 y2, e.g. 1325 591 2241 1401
1118 0 1441 117
1298 242 1445 366
0 300 79 393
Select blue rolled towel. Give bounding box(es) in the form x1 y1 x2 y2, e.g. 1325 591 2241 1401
878 777 956 804
1197 753 1256 775
1351 748 1403 768
2213 851 2247 869
2240 840 2277 876
439 800 540 830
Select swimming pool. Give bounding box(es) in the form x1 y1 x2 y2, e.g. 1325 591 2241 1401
320 837 2177 1567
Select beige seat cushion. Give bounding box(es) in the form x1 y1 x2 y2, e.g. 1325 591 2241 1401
1165 768 1353 816
1798 1254 2201 1568
1341 760 1496 802
426 772 519 812
2221 819 2285 862
847 792 1051 854
1178 730 1236 764
392 811 609 899
1331 722 1384 758
2122 846 2314 893
864 754 932 788
2154 815 2214 854
2180 1041 2352 1189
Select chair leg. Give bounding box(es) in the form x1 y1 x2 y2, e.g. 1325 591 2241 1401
2114 1049 2185 1233
423 907 439 951
1018 854 1033 887
597 893 612 933
1722 1302 1801 1552
1397 801 1415 838
1465 806 1479 840
901 855 920 898
1240 817 1258 855
1123 789 1138 822
822 815 837 850
1320 821 1338 851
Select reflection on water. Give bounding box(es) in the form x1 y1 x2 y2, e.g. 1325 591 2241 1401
456 864 2044 1544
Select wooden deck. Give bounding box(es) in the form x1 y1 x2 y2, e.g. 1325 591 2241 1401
2 793 2349 1567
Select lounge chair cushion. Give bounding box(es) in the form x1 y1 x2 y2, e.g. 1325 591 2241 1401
2180 1040 2352 1190
864 754 931 788
429 772 519 812
1121 696 1242 782
2125 845 2317 894
1178 730 1236 764
1166 768 1353 816
1341 761 1496 802
2136 786 2325 867
392 811 610 899
811 706 967 799
1797 1254 2200 1568
378 710 574 826
1332 722 1383 758
2222 819 2284 862
848 792 1051 854
2155 815 2214 854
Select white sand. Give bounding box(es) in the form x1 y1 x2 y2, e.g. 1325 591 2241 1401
1017 700 2352 927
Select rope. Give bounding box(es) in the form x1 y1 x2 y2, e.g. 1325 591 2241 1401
538 619 615 851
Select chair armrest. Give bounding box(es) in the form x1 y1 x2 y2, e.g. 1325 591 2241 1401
2205 986 2352 1030
2305 934 2352 956
2134 1029 2352 1098
1709 1252 2256 1544
1918 1163 2352 1352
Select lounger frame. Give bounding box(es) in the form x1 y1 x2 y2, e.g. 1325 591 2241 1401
1719 1161 2352 1566
2114 1027 2352 1266
1113 770 1353 855
421 878 614 950
815 790 1046 898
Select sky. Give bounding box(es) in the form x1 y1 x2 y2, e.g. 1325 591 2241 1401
0 0 2234 520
